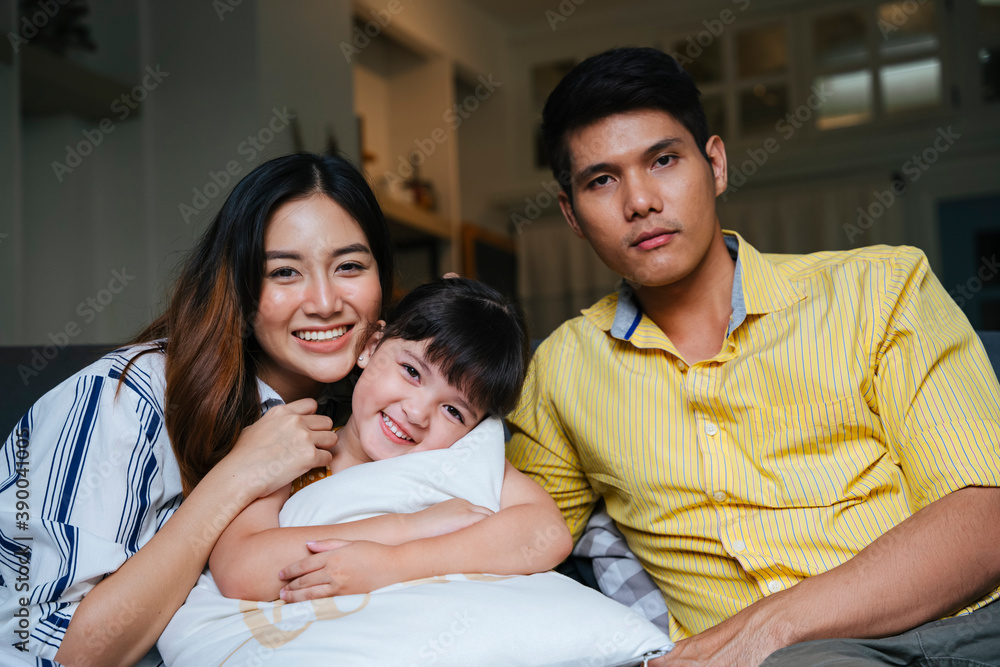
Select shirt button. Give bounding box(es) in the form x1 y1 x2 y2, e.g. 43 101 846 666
713 491 727 503
767 580 782 593
732 540 746 552
677 362 687 372
705 423 719 436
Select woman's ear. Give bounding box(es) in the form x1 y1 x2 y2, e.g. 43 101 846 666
356 320 385 369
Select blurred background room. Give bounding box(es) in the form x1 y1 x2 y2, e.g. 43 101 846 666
1 0 998 354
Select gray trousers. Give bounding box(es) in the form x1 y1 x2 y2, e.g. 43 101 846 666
761 598 1000 666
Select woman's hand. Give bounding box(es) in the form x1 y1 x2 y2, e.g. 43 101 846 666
222 398 338 500
277 540 405 602
408 498 494 541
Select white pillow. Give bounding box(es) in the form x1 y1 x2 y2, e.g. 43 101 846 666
159 418 673 666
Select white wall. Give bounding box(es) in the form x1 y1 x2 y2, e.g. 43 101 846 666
4 0 357 345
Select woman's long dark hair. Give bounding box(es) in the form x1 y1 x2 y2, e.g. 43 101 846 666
130 153 394 494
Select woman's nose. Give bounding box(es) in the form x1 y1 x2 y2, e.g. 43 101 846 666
304 278 342 317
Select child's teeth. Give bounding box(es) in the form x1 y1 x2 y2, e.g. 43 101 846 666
382 413 412 441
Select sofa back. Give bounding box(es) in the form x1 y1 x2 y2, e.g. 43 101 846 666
4 333 1000 438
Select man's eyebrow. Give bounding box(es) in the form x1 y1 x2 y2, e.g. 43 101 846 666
265 243 371 261
573 137 683 184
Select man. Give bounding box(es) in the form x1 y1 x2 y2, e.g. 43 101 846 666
506 47 1000 665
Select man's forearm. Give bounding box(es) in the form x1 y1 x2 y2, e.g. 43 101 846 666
665 486 1000 665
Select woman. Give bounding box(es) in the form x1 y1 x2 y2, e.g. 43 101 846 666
0 153 394 665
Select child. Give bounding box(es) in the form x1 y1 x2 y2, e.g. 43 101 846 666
208 277 574 603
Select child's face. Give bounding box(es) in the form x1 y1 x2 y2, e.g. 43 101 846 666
351 337 483 462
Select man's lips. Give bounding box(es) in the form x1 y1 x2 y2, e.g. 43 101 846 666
632 230 677 250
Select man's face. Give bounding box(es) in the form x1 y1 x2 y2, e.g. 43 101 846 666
558 109 728 288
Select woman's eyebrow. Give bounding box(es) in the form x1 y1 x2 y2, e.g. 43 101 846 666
265 244 371 261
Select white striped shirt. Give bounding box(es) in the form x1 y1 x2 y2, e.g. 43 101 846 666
0 344 286 663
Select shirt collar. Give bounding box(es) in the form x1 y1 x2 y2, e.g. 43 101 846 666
586 230 804 342
255 376 352 417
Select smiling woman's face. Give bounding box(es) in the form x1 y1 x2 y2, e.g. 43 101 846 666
253 193 382 402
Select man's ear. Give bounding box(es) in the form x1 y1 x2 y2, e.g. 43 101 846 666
356 320 385 369
705 135 728 197
559 190 586 240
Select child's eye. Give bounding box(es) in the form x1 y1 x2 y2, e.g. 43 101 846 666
401 363 419 379
445 405 465 424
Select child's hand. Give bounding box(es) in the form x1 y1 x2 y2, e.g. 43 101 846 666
277 540 400 601
409 498 494 541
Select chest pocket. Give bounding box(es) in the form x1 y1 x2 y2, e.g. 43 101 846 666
741 395 886 508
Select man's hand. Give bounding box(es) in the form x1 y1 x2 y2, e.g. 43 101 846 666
656 600 787 666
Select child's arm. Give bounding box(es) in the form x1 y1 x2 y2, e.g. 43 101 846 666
210 483 493 601
277 461 575 601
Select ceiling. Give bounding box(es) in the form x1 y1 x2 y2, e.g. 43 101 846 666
463 0 663 29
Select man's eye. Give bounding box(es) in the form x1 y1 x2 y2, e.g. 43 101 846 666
589 175 612 188
655 155 675 167
446 405 465 424
402 364 419 379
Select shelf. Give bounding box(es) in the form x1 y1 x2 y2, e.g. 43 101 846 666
20 43 135 122
379 196 454 240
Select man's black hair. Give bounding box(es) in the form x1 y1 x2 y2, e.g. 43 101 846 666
381 278 529 418
541 47 711 199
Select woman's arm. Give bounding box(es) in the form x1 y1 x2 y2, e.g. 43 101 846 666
277 461 574 601
210 484 494 601
54 400 336 667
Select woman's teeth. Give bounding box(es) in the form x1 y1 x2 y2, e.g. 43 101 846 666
382 412 413 441
294 326 348 341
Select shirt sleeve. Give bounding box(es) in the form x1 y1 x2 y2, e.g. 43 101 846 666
0 356 180 659
505 334 599 542
872 248 1000 509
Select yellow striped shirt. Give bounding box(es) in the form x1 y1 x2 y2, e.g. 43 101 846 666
507 231 1000 641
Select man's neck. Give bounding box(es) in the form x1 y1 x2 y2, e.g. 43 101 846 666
633 231 736 365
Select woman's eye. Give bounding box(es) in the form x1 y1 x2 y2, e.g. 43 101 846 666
402 364 419 379
270 267 297 279
446 405 465 424
338 261 365 273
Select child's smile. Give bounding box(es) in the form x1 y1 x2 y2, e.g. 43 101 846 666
335 337 483 465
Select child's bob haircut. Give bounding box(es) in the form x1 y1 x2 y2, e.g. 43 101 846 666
380 278 529 418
